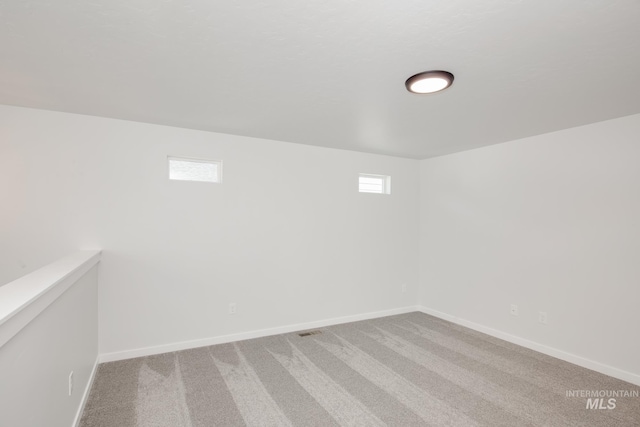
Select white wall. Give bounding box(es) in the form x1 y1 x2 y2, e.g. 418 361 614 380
6 102 637 382
419 113 640 379
0 263 99 427
0 105 419 356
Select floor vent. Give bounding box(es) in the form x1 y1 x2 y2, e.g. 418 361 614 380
298 330 322 337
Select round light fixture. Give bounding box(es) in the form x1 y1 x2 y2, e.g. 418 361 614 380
405 70 454 94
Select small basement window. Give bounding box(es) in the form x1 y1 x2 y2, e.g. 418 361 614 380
359 173 391 194
168 157 222 183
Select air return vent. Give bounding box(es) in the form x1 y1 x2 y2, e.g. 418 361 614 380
298 330 323 337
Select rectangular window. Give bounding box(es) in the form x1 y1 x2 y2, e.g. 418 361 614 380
168 157 222 183
359 173 390 194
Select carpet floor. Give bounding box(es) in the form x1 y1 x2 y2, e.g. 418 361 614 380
80 312 640 426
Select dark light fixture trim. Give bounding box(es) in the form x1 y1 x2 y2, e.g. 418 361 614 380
405 70 454 94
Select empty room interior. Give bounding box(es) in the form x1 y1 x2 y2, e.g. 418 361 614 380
1 1 640 426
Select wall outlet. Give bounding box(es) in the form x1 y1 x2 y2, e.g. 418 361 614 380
539 311 548 324
401 284 407 293
510 304 519 316
68 371 74 397
228 303 237 315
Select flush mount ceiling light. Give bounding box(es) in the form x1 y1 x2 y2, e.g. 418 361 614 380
405 70 454 94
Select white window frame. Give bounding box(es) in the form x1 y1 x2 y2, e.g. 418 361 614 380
168 156 223 183
358 173 391 194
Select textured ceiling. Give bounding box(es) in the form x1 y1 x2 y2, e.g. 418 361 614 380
1 0 640 159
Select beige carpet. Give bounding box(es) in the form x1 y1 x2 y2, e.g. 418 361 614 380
80 312 640 426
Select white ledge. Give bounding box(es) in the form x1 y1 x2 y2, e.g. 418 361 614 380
0 250 101 348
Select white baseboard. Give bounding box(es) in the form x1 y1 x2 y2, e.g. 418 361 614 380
419 306 640 387
73 356 99 427
99 305 420 363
